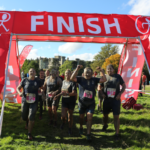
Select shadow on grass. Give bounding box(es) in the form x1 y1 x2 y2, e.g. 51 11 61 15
1 101 150 150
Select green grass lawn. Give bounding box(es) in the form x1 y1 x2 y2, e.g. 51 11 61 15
1 88 150 150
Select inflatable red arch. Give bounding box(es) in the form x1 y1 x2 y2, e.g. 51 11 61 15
0 11 150 135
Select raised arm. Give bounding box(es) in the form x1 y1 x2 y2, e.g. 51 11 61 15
70 65 83 82
96 67 107 83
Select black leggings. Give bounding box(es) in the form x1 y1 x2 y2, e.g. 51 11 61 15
38 96 43 116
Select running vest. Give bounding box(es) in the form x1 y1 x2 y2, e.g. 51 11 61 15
46 76 58 94
22 77 40 103
61 80 71 98
103 74 124 99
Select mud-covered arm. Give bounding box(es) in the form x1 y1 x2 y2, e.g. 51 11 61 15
70 65 83 82
68 82 77 96
96 67 107 83
54 78 62 95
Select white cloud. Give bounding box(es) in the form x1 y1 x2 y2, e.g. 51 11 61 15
58 42 83 54
128 0 150 15
19 9 23 11
11 9 16 11
27 49 39 60
18 45 25 54
128 0 136 5
68 53 97 61
19 45 39 59
118 44 124 54
0 6 5 10
54 53 59 56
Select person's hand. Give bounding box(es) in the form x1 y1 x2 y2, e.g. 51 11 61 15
48 92 52 95
19 92 23 97
61 91 67 96
116 93 121 100
52 91 56 97
77 65 83 70
54 95 58 100
96 66 104 72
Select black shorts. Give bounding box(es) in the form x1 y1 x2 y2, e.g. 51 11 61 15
62 99 76 110
78 101 95 114
46 97 59 107
21 101 38 121
103 98 121 115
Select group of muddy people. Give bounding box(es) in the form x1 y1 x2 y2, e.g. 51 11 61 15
17 64 126 141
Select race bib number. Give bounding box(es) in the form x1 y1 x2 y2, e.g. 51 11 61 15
38 89 42 96
83 90 93 99
107 88 116 98
26 93 36 103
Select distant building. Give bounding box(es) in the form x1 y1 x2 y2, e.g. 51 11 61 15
39 56 91 69
39 55 66 69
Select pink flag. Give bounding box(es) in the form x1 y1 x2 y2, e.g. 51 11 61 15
120 44 145 102
1 40 22 103
19 45 33 68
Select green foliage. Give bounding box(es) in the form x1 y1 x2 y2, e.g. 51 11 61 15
59 60 75 75
59 60 92 76
52 59 60 67
27 60 39 74
91 44 119 71
21 59 30 73
1 90 150 149
21 59 39 75
0 136 13 145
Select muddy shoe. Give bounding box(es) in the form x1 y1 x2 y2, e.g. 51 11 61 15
28 133 33 140
101 125 108 131
86 134 92 142
114 134 121 141
79 128 83 135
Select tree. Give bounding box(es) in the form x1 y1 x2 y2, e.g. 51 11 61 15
90 44 119 71
27 60 39 75
21 59 30 73
85 61 92 68
59 60 74 75
22 59 39 75
102 53 120 73
52 58 60 67
59 60 93 76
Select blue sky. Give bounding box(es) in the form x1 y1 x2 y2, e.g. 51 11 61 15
1 0 150 61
